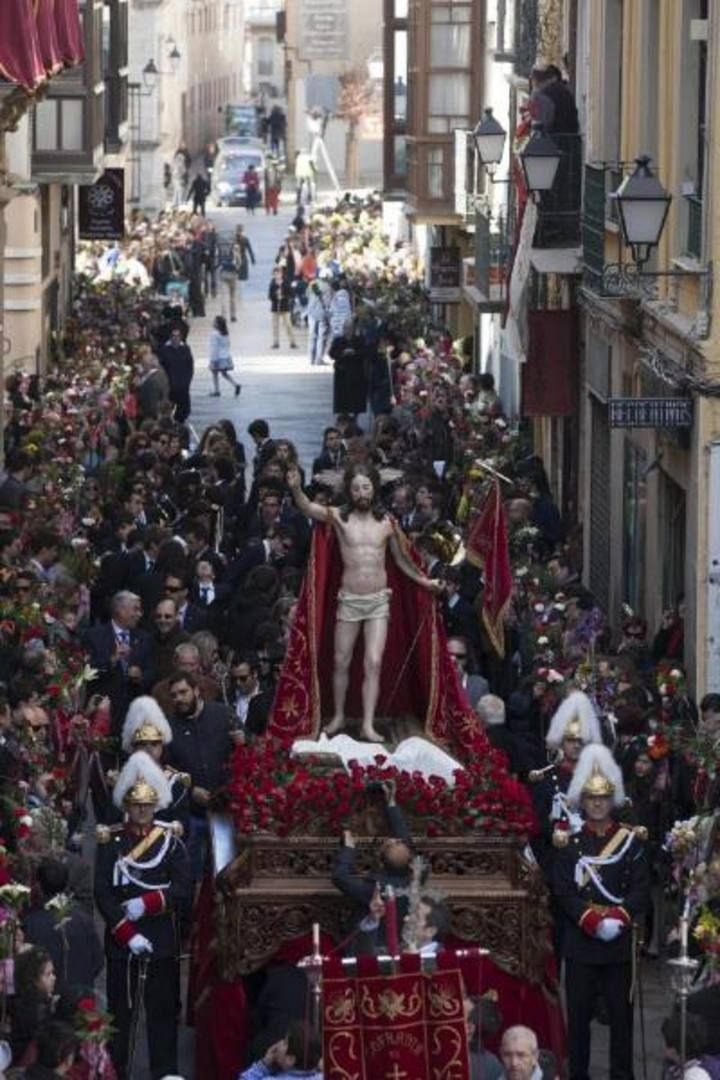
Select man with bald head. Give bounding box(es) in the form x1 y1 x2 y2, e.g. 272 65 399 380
499 1027 542 1080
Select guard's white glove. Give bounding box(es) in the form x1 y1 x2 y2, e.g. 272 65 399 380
124 897 146 922
128 933 153 956
596 918 623 942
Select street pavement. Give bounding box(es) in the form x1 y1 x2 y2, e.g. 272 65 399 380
185 199 333 472
126 198 670 1077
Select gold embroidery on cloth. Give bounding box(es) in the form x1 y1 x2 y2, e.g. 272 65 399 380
361 982 423 1021
326 988 358 1026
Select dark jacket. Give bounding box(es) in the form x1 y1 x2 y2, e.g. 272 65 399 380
331 804 412 912
94 822 190 961
159 341 194 392
23 905 103 996
150 625 192 681
166 702 235 814
135 366 170 421
268 278 292 312
330 334 367 415
553 823 650 965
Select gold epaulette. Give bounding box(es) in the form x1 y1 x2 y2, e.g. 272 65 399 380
632 825 648 842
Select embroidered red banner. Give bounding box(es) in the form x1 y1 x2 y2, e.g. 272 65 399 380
322 959 470 1080
466 480 513 658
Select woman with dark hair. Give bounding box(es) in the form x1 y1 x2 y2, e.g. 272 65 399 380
208 315 241 398
10 947 57 1065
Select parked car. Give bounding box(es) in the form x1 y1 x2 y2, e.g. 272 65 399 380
212 149 265 207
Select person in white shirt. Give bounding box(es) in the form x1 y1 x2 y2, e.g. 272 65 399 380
208 315 241 398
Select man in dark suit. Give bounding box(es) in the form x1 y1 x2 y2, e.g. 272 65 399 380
165 672 237 880
83 591 155 732
442 566 481 653
226 525 297 587
247 418 276 477
158 326 194 424
164 571 208 634
312 426 346 475
447 636 488 709
0 448 32 511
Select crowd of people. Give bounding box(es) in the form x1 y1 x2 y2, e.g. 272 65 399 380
0 189 715 1080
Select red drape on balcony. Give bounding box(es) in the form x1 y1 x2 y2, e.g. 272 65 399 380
522 309 579 416
0 0 47 90
54 0 85 67
36 0 65 76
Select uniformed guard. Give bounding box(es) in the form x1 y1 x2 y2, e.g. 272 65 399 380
529 690 602 863
94 751 191 1080
120 695 191 837
554 743 650 1080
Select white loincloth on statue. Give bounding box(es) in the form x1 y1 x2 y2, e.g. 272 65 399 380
291 733 464 786
336 588 392 623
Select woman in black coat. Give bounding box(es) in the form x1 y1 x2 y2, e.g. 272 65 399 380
329 330 368 416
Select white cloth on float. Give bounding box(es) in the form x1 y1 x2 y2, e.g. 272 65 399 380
290 733 464 786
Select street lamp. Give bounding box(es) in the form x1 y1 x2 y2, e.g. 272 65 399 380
473 108 506 171
169 45 181 74
611 155 672 269
519 122 562 196
142 59 159 91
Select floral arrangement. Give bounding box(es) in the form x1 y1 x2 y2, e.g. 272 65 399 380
73 994 116 1044
228 737 534 839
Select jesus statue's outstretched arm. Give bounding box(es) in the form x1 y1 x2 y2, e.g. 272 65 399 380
286 466 331 523
389 532 444 594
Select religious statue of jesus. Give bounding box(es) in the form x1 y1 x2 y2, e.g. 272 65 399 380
287 463 443 742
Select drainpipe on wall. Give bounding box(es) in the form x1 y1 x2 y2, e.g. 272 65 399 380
704 441 720 691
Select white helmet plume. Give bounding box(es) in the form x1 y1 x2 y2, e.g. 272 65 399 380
113 751 172 810
567 743 625 808
546 690 602 751
121 696 172 755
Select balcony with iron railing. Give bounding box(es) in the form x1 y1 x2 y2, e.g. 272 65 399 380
525 132 583 250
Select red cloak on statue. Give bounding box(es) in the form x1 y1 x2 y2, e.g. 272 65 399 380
268 520 478 757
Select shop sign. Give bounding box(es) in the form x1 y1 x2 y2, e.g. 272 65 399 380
429 246 461 302
608 397 693 429
78 169 125 240
300 0 347 60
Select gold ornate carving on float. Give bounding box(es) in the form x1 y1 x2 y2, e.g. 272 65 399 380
213 832 552 984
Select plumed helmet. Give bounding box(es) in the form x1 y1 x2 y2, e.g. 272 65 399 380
546 690 602 751
121 697 172 755
567 743 625 808
113 752 172 810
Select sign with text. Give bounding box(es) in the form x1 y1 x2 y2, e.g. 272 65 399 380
300 0 347 60
78 168 125 240
429 246 461 302
608 397 693 429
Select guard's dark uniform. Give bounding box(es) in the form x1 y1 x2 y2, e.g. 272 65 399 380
94 820 191 1080
530 760 577 874
554 822 650 1080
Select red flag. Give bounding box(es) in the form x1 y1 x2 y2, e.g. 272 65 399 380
0 0 46 90
466 480 513 657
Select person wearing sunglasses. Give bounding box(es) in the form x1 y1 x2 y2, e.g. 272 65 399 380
447 636 488 711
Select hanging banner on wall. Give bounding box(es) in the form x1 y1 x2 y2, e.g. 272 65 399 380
300 0 348 60
429 246 461 303
78 169 125 241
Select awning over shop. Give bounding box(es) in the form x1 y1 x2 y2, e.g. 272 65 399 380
522 308 579 416
0 0 83 91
